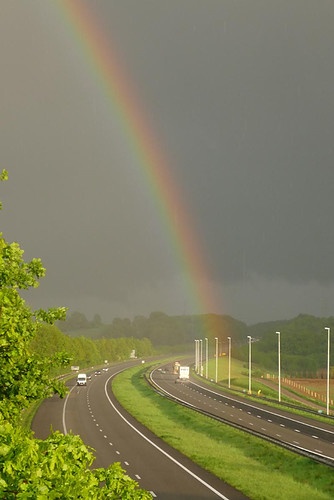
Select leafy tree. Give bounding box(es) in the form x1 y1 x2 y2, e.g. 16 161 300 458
60 311 90 331
0 423 151 499
0 179 67 418
30 324 154 371
91 312 102 328
0 170 151 498
111 317 133 338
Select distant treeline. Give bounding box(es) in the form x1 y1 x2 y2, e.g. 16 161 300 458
57 311 247 345
30 323 154 374
239 314 334 378
57 311 334 378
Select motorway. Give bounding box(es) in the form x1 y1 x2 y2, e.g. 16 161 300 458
150 365 334 467
32 361 249 500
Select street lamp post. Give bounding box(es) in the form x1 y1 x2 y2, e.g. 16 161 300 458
194 340 199 374
227 336 231 389
247 335 252 394
325 327 331 416
205 338 208 379
200 339 203 376
215 337 218 383
276 331 281 402
194 340 196 373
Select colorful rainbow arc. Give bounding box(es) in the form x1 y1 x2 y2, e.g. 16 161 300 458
57 0 221 323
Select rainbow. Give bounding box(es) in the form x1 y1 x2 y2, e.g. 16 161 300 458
56 1 222 328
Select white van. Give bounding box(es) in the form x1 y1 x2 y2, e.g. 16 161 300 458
76 373 87 386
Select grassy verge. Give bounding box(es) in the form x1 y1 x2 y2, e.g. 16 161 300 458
112 363 334 500
200 357 332 419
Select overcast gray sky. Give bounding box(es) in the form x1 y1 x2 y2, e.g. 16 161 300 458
1 1 334 325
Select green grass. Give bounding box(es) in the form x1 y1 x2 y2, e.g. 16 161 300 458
204 356 329 408
112 363 334 500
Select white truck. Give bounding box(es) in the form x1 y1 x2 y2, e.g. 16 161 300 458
175 365 190 383
76 373 87 386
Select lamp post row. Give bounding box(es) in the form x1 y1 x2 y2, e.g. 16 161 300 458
195 327 331 415
194 336 232 385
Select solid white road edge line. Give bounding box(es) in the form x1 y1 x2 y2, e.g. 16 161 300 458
104 370 230 500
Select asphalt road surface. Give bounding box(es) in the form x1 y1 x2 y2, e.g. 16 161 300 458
32 361 249 500
151 367 334 465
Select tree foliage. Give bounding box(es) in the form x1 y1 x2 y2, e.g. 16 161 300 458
60 306 333 378
0 192 67 420
235 314 334 377
0 171 151 498
29 324 154 372
0 422 150 499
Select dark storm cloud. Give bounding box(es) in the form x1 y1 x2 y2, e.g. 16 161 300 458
97 0 334 286
1 1 334 323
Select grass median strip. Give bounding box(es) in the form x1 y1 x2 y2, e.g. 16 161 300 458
112 363 334 500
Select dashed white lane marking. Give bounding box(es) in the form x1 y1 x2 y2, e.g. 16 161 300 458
65 386 153 494
109 373 230 499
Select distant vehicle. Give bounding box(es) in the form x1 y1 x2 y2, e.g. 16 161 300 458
175 366 190 383
179 366 190 379
102 367 108 372
95 370 101 376
173 361 180 374
87 374 92 380
77 373 87 386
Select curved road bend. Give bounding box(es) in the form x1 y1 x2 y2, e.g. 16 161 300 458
151 369 334 464
32 363 249 500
